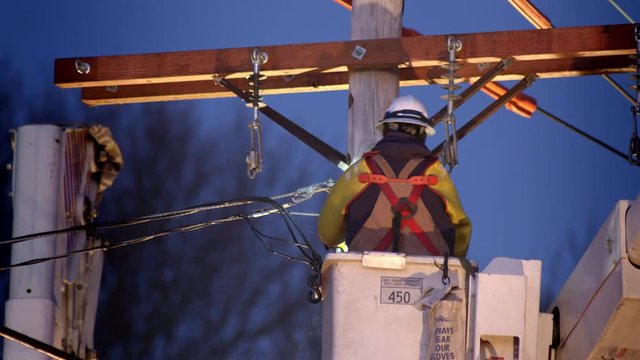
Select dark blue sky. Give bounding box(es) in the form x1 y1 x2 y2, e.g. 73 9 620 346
2 0 640 309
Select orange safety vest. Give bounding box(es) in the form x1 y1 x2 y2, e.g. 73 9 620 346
348 152 451 255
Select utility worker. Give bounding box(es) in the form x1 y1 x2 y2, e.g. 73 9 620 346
318 95 471 257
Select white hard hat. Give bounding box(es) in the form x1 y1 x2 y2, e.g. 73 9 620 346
376 95 435 136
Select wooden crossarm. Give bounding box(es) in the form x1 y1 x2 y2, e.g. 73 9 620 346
53 24 636 106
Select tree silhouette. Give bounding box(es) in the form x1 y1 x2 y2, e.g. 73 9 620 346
89 103 324 359
0 67 326 359
0 61 19 343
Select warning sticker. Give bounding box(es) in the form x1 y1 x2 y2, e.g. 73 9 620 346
380 276 423 305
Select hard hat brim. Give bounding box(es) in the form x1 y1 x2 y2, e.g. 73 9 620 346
376 118 436 136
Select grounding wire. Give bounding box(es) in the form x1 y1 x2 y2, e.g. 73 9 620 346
1 180 333 246
0 196 324 272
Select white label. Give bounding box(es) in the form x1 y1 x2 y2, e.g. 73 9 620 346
380 276 423 305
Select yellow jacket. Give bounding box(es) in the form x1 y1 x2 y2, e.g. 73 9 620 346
318 142 471 258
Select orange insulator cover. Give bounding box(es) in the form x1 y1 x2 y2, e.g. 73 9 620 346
481 82 538 118
333 0 352 10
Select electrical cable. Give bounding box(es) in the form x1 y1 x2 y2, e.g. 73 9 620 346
0 179 333 271
243 216 314 266
241 204 324 303
0 180 333 247
289 212 319 217
0 195 325 272
537 107 630 162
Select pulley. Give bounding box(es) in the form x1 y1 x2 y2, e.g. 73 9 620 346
439 36 462 172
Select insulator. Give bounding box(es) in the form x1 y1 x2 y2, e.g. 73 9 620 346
440 63 461 71
439 73 463 81
244 93 264 101
440 94 462 101
245 101 266 108
246 74 268 81
439 84 462 91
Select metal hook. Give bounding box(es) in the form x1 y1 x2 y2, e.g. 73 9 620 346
447 37 462 55
434 252 451 286
251 48 269 66
75 59 91 75
306 267 323 304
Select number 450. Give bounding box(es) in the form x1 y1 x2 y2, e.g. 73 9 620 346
388 290 411 304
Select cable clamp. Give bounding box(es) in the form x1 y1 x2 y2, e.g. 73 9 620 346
292 179 335 203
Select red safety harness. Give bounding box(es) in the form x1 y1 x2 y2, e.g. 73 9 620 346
358 152 441 254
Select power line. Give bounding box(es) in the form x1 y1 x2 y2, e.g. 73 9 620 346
537 107 630 162
0 180 334 272
0 180 333 247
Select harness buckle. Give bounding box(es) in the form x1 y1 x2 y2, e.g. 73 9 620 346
392 197 417 220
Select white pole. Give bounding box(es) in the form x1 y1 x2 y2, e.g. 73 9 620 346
4 125 62 360
627 193 640 266
348 0 403 161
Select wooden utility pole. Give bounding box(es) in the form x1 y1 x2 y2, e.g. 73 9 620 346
348 0 403 161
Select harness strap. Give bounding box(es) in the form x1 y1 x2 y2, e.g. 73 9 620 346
358 173 438 186
372 215 439 254
363 153 440 255
369 153 395 178
398 158 424 178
